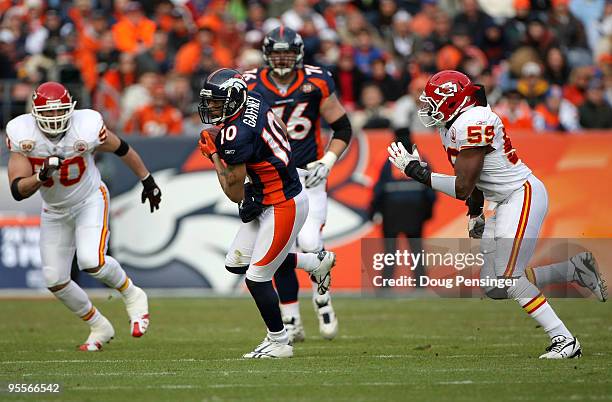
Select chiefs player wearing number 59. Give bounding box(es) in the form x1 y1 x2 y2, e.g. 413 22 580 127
387 70 607 359
6 82 162 351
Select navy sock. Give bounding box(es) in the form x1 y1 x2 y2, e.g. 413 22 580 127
273 253 299 304
245 278 284 332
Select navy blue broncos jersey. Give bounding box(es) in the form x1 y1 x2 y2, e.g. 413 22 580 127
243 65 336 168
215 91 301 205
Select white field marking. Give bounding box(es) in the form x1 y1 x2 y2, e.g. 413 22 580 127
437 380 474 385
2 353 532 365
207 382 410 389
74 385 199 391
23 371 177 377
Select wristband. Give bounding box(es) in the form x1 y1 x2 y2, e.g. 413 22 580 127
11 177 25 201
319 151 337 169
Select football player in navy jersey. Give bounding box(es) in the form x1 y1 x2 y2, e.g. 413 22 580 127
197 68 337 358
243 26 352 342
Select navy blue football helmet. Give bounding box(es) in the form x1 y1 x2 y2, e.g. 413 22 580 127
262 25 304 76
198 68 248 125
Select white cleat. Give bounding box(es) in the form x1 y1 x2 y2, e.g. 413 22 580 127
243 336 293 359
309 251 336 295
283 316 305 344
79 315 115 352
124 286 150 337
313 292 338 340
572 252 607 302
539 335 582 359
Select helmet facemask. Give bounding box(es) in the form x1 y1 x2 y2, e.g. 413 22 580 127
198 84 247 125
418 90 474 128
266 49 301 77
32 100 76 137
418 93 447 127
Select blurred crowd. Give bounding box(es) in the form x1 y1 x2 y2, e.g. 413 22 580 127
1 0 612 136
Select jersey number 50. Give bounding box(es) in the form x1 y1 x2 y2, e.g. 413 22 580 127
28 156 86 187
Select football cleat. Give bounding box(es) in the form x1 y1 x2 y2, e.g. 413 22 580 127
78 314 115 352
313 292 338 340
572 252 607 302
309 251 336 295
243 336 293 359
539 335 582 359
124 286 150 337
283 316 305 344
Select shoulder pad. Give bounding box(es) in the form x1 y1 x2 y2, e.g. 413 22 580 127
5 114 38 154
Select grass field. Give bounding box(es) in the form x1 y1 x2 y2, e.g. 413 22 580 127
1 296 611 402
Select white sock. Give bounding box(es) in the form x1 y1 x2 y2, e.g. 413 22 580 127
53 281 100 326
268 328 289 344
526 260 574 287
296 253 319 273
519 294 572 339
88 256 136 297
280 301 301 319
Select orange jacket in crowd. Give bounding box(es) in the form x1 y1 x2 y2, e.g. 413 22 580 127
174 41 232 74
112 16 157 53
94 70 137 127
494 101 534 131
534 104 560 129
124 104 183 137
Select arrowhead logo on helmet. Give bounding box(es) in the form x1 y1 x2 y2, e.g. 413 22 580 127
418 71 478 128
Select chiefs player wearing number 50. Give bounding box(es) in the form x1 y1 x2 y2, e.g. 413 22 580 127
6 82 161 351
387 70 606 359
197 68 336 358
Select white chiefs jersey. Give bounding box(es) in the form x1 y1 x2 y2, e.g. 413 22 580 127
439 105 532 202
6 109 106 208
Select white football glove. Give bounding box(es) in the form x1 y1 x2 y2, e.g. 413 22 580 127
387 142 426 172
305 151 337 188
468 213 486 239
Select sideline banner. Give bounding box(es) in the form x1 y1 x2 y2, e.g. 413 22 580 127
1 132 611 291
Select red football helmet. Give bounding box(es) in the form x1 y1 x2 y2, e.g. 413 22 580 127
31 82 76 137
418 70 478 127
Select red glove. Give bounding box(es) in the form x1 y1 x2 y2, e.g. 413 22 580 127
199 130 218 160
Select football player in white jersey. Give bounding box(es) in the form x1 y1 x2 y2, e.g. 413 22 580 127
387 70 607 359
6 82 162 351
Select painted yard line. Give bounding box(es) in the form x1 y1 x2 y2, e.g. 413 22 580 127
23 371 177 377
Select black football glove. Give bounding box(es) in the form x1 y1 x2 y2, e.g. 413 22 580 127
238 183 263 223
37 156 63 182
141 174 161 213
466 189 485 239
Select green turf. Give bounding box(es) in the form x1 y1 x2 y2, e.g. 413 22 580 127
0 296 610 402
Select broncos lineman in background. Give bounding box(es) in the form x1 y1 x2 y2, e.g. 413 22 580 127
197 68 336 358
243 26 352 342
6 82 161 351
387 70 607 358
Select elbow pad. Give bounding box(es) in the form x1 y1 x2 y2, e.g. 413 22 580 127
330 114 352 144
10 177 25 201
114 138 130 156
